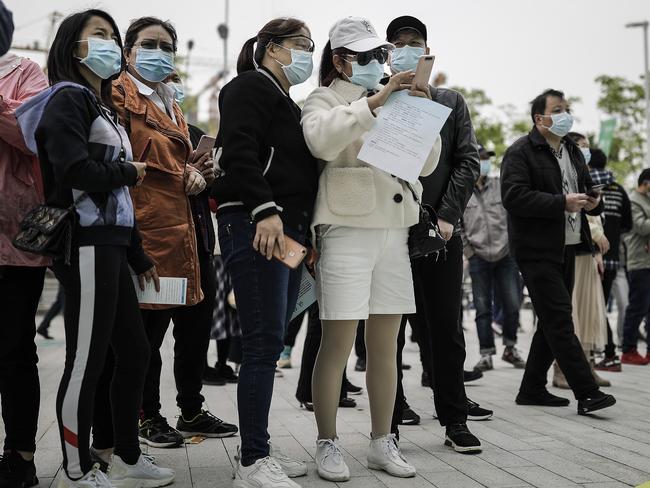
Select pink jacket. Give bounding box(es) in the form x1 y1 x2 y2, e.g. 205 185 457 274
0 54 49 266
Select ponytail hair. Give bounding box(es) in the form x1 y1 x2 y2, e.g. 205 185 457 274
319 40 355 87
236 17 308 74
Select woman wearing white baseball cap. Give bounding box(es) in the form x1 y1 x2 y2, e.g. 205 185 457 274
301 16 441 482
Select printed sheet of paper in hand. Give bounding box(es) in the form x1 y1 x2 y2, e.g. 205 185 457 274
132 276 187 305
357 91 452 183
291 266 316 320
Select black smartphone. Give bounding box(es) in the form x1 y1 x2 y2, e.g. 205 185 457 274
587 184 606 198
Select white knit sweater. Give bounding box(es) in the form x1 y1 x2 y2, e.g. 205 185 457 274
301 78 441 232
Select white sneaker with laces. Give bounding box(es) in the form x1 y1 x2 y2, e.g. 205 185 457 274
315 438 349 482
108 454 175 488
269 441 307 477
367 434 416 478
57 464 115 487
232 451 300 488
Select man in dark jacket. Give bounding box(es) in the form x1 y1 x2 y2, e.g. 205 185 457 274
0 1 13 56
501 88 616 415
385 16 484 453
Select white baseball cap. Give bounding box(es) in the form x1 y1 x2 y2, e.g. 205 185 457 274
329 17 394 52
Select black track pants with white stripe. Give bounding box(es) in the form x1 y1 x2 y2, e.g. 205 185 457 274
53 245 150 480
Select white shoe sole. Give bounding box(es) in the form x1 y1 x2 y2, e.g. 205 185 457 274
468 413 493 421
176 430 238 439
317 467 350 482
111 476 175 488
444 437 482 453
367 461 416 478
138 436 183 448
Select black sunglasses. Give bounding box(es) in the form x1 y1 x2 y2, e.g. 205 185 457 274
343 48 390 66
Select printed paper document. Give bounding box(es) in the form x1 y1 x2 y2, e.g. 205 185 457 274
357 91 452 183
132 276 187 305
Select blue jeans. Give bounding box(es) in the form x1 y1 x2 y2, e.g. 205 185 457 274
469 254 521 354
218 212 302 465
622 268 650 353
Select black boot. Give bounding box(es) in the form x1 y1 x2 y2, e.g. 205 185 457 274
0 451 38 488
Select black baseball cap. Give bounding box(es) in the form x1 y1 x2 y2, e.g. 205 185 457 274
386 16 427 43
478 144 495 158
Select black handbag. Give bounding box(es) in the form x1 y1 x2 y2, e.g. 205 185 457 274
404 182 447 260
12 194 85 265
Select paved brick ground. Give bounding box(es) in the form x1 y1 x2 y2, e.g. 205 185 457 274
5 274 650 487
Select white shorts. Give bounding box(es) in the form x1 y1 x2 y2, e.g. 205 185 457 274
315 225 416 320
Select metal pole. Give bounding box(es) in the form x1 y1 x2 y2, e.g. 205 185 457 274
224 0 229 73
626 21 650 168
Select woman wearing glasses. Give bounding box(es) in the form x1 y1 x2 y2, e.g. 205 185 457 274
301 16 441 481
111 17 233 449
213 17 318 488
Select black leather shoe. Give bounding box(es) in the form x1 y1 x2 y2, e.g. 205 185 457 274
463 369 483 382
578 393 616 415
339 397 357 408
516 390 570 407
355 358 366 372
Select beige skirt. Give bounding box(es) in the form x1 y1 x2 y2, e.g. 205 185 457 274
572 254 608 351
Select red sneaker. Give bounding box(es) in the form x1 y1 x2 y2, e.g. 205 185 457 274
621 349 650 365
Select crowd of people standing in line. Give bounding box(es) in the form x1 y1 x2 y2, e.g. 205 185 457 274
1 3 649 488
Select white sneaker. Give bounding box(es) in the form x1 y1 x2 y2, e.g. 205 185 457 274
269 441 307 477
315 438 349 482
367 434 416 478
232 451 300 488
57 465 115 487
108 454 175 488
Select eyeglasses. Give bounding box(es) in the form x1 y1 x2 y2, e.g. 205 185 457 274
134 39 175 54
342 48 391 66
273 35 315 53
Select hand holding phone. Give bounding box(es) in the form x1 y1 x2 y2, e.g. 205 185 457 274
587 184 606 198
412 55 435 91
192 135 216 163
273 235 308 269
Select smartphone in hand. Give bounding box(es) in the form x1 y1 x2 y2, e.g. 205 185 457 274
412 55 435 90
273 235 308 269
587 184 606 198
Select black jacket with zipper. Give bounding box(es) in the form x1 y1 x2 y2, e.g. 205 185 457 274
422 86 480 232
212 67 318 235
501 126 603 263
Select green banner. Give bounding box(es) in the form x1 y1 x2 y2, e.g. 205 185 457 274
598 118 617 157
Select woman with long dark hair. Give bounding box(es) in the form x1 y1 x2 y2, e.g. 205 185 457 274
213 16 318 488
17 9 174 487
301 16 440 482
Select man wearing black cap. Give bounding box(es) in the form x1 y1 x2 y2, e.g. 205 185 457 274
386 16 482 453
461 144 526 373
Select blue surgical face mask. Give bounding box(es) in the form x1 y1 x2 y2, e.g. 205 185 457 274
134 48 175 83
580 147 591 165
77 37 122 80
167 81 185 103
541 112 574 137
274 44 313 86
390 46 425 73
480 159 491 176
345 59 384 91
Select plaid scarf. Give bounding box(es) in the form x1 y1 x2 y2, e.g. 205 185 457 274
589 168 615 187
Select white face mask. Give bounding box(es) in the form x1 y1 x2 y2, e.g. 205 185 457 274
580 147 591 165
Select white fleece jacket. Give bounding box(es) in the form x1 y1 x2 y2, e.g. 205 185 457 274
301 78 441 232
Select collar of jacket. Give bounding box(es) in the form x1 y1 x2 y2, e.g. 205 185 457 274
114 72 186 135
328 77 367 104
527 125 578 152
257 66 289 96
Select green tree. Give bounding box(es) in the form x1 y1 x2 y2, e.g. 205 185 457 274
451 86 508 161
595 75 646 182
